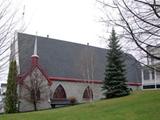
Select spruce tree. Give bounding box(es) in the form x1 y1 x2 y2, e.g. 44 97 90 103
5 60 17 113
102 29 130 98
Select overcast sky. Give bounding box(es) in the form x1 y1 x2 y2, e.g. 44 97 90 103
21 0 106 48
0 0 141 84
0 0 108 83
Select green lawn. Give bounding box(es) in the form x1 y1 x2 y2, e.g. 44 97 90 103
1 90 160 120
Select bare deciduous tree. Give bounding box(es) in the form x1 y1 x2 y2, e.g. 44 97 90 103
0 0 25 79
78 45 95 102
79 45 95 80
97 0 160 64
19 68 50 111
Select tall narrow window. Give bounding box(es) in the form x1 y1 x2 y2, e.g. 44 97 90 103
30 89 41 100
151 70 155 80
31 89 35 100
144 68 150 80
53 84 67 99
37 89 40 100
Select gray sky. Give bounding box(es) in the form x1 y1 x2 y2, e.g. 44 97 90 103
0 0 108 83
22 0 106 47
0 0 142 84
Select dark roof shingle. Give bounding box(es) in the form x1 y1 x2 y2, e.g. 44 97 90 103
17 33 141 83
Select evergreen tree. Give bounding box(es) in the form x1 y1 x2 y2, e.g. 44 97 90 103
5 60 17 113
102 29 130 98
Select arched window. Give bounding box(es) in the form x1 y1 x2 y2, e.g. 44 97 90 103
53 84 67 99
37 89 40 100
31 89 35 100
83 86 93 100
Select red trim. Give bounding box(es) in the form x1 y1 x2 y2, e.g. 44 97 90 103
49 77 102 84
17 56 141 87
49 76 142 86
127 82 142 86
17 57 52 86
37 64 52 86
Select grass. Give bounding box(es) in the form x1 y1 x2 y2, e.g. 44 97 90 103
1 90 160 120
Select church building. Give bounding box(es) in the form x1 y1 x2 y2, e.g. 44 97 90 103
11 33 141 112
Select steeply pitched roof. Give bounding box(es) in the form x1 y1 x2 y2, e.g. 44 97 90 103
17 33 141 83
